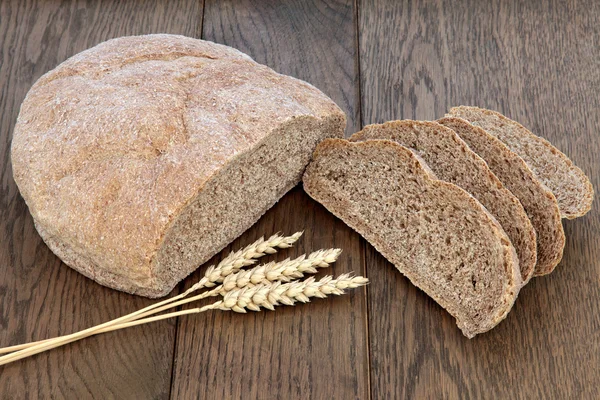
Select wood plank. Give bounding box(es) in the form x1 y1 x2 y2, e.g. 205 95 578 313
359 0 600 398
170 1 369 398
0 1 201 398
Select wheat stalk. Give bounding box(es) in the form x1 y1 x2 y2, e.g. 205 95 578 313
0 247 340 359
0 232 303 355
220 248 341 292
185 231 303 293
87 248 342 330
0 274 368 366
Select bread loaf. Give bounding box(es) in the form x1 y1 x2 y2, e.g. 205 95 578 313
350 120 537 283
447 106 594 219
11 34 345 297
438 117 565 276
303 138 521 337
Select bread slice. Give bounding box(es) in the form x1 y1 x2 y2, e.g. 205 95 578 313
303 138 521 337
447 106 594 219
438 117 565 276
350 120 537 283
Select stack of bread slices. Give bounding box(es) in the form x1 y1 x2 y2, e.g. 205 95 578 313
303 106 594 338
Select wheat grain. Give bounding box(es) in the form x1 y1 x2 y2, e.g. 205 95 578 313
219 273 369 313
125 274 368 324
0 234 352 367
0 273 367 366
67 248 341 332
94 248 341 326
185 231 303 293
0 232 303 355
220 248 342 292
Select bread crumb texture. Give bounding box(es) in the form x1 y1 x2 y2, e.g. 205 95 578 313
438 116 565 276
350 120 537 283
303 139 521 337
448 106 594 219
11 34 345 297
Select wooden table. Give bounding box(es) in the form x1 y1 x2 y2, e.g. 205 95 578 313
1 1 598 398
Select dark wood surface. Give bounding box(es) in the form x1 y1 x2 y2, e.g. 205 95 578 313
360 1 600 398
0 1 200 398
171 1 369 399
0 0 598 398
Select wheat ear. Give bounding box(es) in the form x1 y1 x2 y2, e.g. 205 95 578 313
116 248 342 322
1 247 340 358
0 274 368 366
221 248 342 291
0 232 302 355
185 231 303 294
112 248 342 321
218 273 369 312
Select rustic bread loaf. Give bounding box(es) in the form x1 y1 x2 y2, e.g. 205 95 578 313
11 34 346 297
447 106 594 219
350 120 537 283
303 138 521 337
438 117 565 276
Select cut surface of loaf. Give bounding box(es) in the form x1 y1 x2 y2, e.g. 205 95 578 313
303 139 521 337
438 117 565 276
11 34 346 297
447 106 594 219
350 120 536 283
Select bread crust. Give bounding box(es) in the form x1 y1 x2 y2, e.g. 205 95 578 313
11 34 345 297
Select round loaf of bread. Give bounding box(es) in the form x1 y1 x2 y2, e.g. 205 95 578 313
11 34 345 297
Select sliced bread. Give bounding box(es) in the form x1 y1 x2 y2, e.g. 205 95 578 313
438 117 565 276
447 106 594 219
303 138 521 338
350 120 537 283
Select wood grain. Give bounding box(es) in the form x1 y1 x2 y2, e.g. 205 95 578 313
359 0 600 398
169 1 369 399
0 1 201 398
1 0 599 398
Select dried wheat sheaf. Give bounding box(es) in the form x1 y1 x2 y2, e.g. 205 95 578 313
0 232 367 365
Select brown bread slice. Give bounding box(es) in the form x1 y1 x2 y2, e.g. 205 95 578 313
438 117 565 276
447 106 594 219
350 120 536 283
303 138 521 338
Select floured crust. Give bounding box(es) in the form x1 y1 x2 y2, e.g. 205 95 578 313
11 34 345 296
448 106 594 219
438 117 565 276
304 138 521 337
